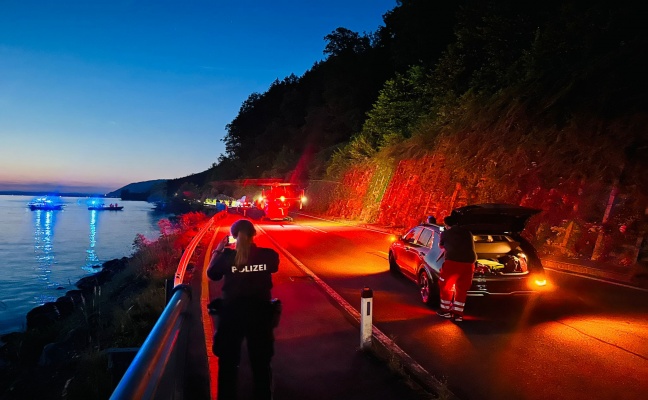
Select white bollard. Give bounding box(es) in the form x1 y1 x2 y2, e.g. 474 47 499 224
360 287 373 349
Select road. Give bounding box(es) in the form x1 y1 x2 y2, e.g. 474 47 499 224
205 212 648 400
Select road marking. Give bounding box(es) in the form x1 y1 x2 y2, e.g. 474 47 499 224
555 319 648 361
254 223 457 400
301 224 328 233
367 251 389 261
545 267 648 292
295 212 393 235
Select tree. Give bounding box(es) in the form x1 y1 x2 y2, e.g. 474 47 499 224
378 0 464 71
323 27 371 58
362 65 436 149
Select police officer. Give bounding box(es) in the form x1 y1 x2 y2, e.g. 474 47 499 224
207 219 280 400
437 215 477 322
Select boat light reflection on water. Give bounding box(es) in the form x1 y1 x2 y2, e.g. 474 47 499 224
32 209 58 304
85 209 100 271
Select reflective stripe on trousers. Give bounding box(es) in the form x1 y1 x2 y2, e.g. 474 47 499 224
438 260 474 317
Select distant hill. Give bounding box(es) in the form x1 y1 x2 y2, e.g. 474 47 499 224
106 179 167 200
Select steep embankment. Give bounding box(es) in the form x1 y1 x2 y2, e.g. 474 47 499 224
307 108 648 274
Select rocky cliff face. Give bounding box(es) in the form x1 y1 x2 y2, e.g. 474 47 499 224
306 151 647 271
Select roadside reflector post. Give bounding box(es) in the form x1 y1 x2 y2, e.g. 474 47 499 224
360 287 373 349
165 279 174 305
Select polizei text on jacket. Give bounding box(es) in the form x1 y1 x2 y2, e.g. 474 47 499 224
231 264 267 273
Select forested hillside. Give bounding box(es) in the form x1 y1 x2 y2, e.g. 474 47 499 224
203 0 461 182
179 0 648 270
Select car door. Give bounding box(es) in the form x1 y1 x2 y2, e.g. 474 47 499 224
395 226 423 275
409 227 433 275
424 228 444 275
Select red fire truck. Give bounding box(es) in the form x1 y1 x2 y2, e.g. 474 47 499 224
258 183 306 221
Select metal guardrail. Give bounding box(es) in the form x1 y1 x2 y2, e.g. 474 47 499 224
109 285 192 400
110 212 225 399
174 217 216 286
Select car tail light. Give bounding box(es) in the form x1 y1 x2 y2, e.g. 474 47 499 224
531 273 547 287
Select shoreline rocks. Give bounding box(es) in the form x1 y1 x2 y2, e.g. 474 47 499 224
1 257 130 366
19 257 129 331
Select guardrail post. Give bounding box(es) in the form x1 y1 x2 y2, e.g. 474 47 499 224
106 347 140 389
360 287 373 349
165 279 174 304
109 285 192 400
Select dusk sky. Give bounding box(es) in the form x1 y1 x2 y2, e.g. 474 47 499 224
0 0 396 193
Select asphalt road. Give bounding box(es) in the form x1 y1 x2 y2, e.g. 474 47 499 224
199 213 433 400
241 212 648 400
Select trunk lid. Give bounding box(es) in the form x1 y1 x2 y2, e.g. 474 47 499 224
449 203 541 233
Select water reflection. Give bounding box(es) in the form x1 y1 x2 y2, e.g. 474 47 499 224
32 209 58 303
84 209 100 270
148 207 169 238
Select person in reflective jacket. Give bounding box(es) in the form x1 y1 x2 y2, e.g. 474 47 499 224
207 219 280 400
437 215 477 322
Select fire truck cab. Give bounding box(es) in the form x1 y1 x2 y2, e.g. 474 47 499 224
258 183 306 221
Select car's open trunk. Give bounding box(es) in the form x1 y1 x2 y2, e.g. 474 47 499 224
473 235 528 276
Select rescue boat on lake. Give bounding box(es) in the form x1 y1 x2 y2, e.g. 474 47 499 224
88 204 123 211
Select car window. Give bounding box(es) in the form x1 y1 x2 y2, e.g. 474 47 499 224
429 231 440 248
403 227 423 243
417 228 433 247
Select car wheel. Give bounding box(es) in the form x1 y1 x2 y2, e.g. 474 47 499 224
388 252 399 274
418 270 439 307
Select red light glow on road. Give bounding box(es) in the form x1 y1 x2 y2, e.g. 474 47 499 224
376 296 436 322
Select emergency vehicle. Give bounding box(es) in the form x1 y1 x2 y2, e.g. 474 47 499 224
257 183 306 221
234 195 259 218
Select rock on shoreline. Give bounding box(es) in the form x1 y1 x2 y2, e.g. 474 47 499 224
22 257 129 331
0 257 129 359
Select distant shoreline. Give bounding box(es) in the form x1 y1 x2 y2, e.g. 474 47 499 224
0 191 117 198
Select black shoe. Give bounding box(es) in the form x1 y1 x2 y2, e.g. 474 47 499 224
453 315 463 322
436 311 452 319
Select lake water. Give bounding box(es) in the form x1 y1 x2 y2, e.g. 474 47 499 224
0 195 170 335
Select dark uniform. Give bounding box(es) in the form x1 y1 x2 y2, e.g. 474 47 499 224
207 244 279 400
